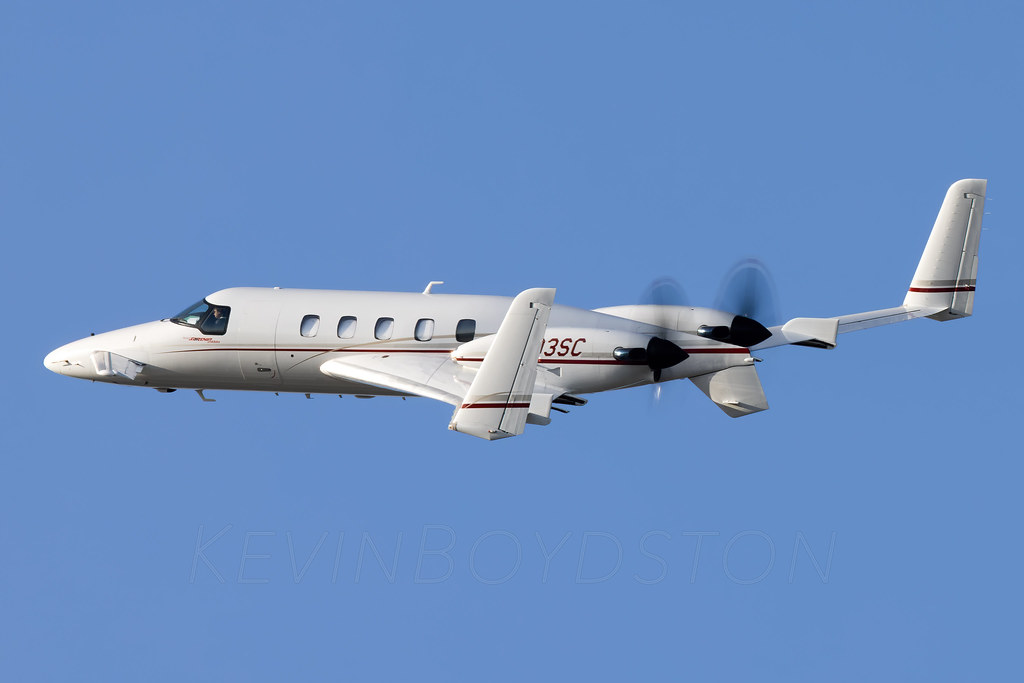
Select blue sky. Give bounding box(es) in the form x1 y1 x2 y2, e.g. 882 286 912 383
3 2 1022 680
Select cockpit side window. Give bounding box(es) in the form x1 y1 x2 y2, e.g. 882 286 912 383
200 306 231 334
170 299 231 335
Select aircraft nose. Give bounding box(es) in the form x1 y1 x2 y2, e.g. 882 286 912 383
44 343 73 375
45 325 154 380
43 349 56 372
43 340 93 377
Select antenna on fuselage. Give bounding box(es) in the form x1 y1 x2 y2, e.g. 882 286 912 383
423 281 444 294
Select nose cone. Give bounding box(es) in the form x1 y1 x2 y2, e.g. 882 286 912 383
43 347 62 373
43 340 94 378
46 323 157 381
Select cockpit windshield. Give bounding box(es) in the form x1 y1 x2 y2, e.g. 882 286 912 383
170 299 231 335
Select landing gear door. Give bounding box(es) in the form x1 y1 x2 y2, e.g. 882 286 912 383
237 298 282 384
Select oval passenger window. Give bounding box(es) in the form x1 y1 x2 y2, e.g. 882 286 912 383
375 317 394 340
456 319 476 342
337 316 357 339
300 315 320 337
414 318 434 341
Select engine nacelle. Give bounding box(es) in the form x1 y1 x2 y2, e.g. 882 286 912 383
594 305 731 332
593 305 770 347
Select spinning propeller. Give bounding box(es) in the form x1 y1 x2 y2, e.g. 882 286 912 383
640 260 780 391
637 277 690 382
714 258 780 328
694 258 778 348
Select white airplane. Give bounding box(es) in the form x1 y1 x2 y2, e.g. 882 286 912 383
45 179 985 440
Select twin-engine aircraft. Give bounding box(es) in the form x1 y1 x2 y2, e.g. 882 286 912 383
45 180 985 440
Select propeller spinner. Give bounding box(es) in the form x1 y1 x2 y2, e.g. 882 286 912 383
701 258 779 348
612 336 689 382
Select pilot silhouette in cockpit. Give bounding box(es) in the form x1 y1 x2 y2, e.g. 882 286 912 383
204 307 228 334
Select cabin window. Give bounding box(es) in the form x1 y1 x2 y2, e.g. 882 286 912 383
170 299 231 336
300 315 320 337
414 318 435 342
375 317 394 340
456 319 476 342
337 316 357 339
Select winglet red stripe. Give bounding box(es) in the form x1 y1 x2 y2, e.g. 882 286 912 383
907 286 975 293
459 402 531 409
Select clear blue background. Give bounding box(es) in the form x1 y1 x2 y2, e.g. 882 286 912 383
3 2 1021 680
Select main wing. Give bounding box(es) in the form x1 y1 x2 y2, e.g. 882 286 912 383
320 352 471 406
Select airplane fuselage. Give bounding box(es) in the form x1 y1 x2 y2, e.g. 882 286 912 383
44 287 753 399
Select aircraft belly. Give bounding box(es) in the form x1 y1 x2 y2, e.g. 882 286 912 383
554 363 650 394
150 348 244 385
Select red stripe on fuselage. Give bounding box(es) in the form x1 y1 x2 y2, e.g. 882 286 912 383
681 348 750 354
173 347 751 360
453 348 750 365
170 347 452 354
